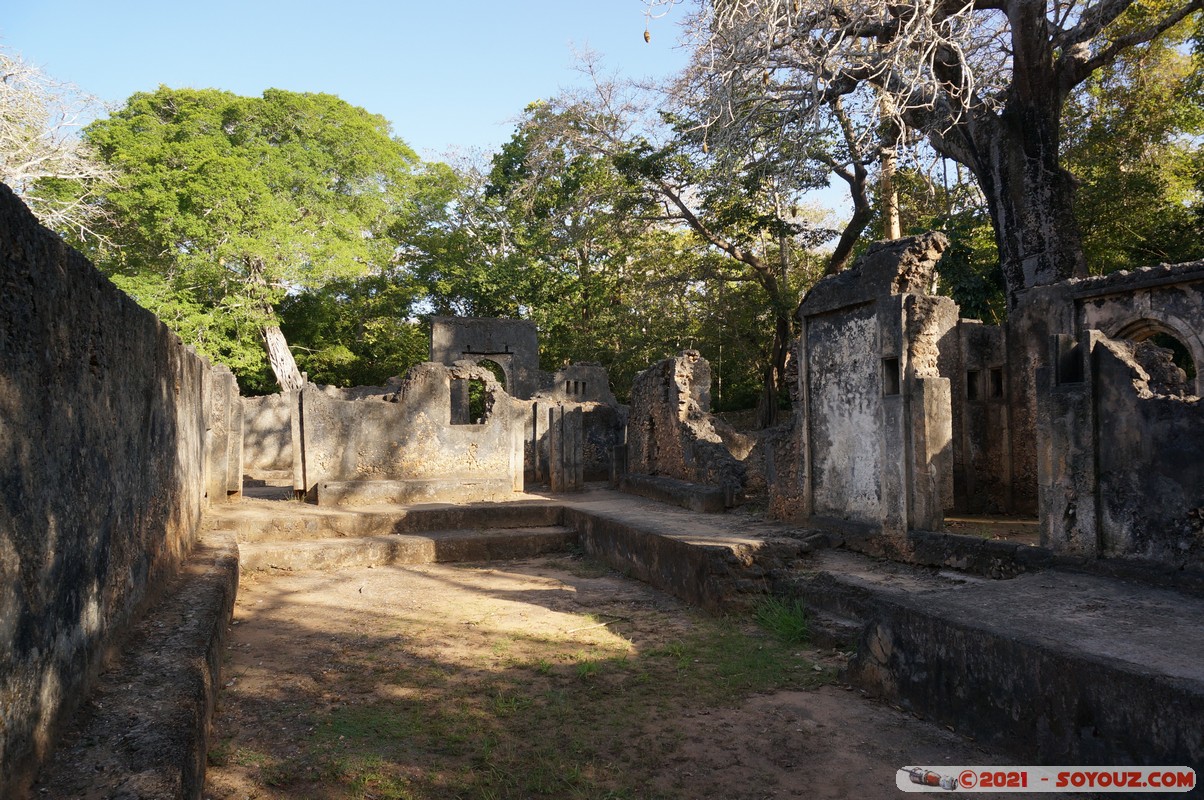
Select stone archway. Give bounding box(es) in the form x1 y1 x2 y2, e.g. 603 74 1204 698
1111 316 1202 396
460 354 512 395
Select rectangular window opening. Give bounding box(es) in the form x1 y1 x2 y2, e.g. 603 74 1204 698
882 357 901 396
451 377 488 425
990 368 1005 399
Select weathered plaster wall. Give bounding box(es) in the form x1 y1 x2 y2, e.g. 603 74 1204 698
783 233 956 537
1009 259 1204 516
625 351 749 496
807 303 883 522
0 184 217 796
298 362 525 502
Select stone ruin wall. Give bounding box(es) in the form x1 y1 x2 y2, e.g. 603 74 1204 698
0 184 229 797
298 361 527 503
777 234 956 543
242 391 293 473
240 358 627 497
625 351 751 496
1034 262 1204 567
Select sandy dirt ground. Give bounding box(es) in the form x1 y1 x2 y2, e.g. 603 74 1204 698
206 556 1071 800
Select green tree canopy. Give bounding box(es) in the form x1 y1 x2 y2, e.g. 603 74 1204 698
1062 22 1204 272
78 86 421 392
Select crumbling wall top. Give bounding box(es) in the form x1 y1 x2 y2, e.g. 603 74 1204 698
799 232 949 318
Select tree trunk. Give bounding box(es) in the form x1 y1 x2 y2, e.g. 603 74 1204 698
879 94 902 240
263 325 305 390
946 6 1088 309
881 146 902 240
969 109 1087 310
754 312 791 429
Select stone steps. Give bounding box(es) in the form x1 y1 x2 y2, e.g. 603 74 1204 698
203 498 564 543
239 525 577 572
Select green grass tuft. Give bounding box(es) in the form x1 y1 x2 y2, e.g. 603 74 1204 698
754 595 811 645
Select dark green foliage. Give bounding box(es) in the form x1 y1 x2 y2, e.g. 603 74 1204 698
1062 23 1204 273
279 273 429 389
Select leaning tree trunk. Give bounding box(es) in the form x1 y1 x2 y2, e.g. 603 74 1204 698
263 325 305 391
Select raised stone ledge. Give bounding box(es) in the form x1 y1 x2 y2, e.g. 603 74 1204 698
31 533 239 800
620 473 729 514
1062 258 1204 299
317 477 516 506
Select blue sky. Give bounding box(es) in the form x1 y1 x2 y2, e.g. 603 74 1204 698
2 1 690 160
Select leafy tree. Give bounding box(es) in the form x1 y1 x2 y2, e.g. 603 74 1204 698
279 273 429 387
532 72 834 425
879 166 1007 321
76 86 420 392
1062 22 1204 271
661 0 1204 308
409 102 799 407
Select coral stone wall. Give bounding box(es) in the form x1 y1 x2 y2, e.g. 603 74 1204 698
0 184 213 797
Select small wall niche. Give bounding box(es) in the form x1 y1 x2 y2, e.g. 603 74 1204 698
990 368 1005 399
967 369 982 401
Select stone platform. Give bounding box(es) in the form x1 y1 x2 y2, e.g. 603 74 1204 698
34 486 1204 796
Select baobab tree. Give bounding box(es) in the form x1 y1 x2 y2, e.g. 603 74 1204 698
655 0 1203 307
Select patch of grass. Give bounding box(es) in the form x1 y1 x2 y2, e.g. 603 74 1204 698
314 702 422 745
551 554 616 578
754 595 811 645
206 737 233 767
491 690 533 716
212 566 836 800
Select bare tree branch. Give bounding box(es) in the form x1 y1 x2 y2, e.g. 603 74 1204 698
0 47 114 241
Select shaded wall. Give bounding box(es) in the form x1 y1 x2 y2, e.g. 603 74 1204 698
626 350 750 496
1038 330 1204 567
242 392 293 473
945 320 1014 513
0 184 221 797
1005 259 1204 516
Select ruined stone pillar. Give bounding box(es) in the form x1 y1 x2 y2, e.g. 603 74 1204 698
548 404 584 493
1036 332 1102 555
204 365 240 505
225 389 244 500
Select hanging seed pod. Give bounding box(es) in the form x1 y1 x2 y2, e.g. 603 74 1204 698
644 29 651 43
